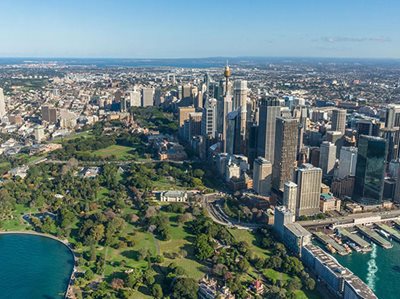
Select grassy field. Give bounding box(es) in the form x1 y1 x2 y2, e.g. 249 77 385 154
0 204 36 231
158 212 205 280
52 131 93 144
229 228 270 259
102 209 206 283
93 144 134 160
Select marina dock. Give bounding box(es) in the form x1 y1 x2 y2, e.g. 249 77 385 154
337 228 371 252
393 219 400 229
375 223 400 242
314 232 349 255
356 225 393 249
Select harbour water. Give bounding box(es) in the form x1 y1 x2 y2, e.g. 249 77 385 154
336 240 400 299
0 233 74 299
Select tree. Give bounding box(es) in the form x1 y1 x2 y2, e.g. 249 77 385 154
193 169 204 178
305 277 316 290
171 277 198 299
237 258 250 272
287 277 302 291
125 268 143 289
111 278 124 290
194 234 214 261
152 284 163 299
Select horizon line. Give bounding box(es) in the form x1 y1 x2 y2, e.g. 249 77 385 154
0 55 400 61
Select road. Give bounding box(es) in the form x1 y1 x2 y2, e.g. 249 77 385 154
202 195 264 230
42 158 193 166
298 209 400 227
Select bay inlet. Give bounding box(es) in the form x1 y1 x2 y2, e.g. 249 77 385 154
0 233 74 299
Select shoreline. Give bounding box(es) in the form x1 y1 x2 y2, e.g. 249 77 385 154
0 230 77 299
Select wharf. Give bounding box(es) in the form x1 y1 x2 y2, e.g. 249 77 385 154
356 225 392 249
375 223 400 242
314 232 348 255
393 219 400 228
337 228 371 250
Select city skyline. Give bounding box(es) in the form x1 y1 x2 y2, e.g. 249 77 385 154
0 0 399 59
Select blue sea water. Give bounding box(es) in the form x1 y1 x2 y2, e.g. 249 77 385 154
336 241 400 299
0 234 74 299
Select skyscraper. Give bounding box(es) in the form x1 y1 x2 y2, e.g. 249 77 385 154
41 105 57 124
296 163 322 217
353 135 388 204
319 141 337 176
385 104 400 129
272 117 298 192
201 98 217 139
336 147 357 179
226 111 241 155
141 87 154 107
233 80 248 152
253 157 272 196
0 87 6 118
283 181 298 213
188 112 203 140
233 80 248 111
381 127 400 162
257 96 281 163
128 88 141 107
331 109 346 134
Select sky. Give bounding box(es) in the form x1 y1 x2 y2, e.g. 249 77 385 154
0 0 399 59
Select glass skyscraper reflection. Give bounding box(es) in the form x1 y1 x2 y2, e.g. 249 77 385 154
353 135 388 204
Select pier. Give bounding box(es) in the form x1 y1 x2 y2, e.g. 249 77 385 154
314 232 349 255
393 219 400 229
336 228 371 252
375 223 400 242
356 225 393 249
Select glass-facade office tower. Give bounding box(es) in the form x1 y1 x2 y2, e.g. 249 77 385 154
353 135 388 204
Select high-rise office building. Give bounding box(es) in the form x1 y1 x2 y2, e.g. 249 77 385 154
226 111 241 155
331 109 346 134
296 163 322 217
319 141 337 176
178 107 196 137
336 147 357 179
141 87 154 107
182 84 192 99
59 109 77 129
395 166 400 203
0 87 6 118
201 98 217 139
272 117 298 192
195 91 203 109
233 80 248 151
353 135 388 204
188 112 203 140
178 107 196 127
257 96 281 163
33 125 45 143
41 105 57 124
381 127 400 162
283 181 298 213
128 88 141 107
385 104 400 129
253 157 272 196
233 80 248 111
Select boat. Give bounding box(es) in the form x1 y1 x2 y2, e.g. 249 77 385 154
347 242 361 253
326 244 336 254
377 229 391 239
343 243 352 253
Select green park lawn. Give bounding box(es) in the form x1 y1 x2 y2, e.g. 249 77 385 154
103 210 205 282
52 131 93 144
229 228 270 259
93 144 134 160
